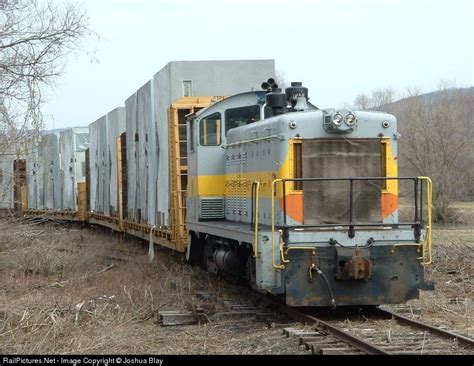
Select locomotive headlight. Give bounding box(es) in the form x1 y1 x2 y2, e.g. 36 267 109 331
324 109 355 134
332 113 343 125
345 113 356 126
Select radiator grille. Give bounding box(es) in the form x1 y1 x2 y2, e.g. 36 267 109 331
200 198 225 219
302 138 382 224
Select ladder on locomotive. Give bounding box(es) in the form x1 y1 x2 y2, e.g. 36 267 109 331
168 97 217 251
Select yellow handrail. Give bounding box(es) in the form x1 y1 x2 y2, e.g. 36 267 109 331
279 229 290 264
253 181 261 258
271 179 285 270
285 247 317 255
390 243 422 254
418 176 433 265
271 179 311 267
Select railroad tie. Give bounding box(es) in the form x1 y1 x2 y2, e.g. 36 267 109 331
287 330 321 338
313 346 360 355
303 339 341 351
299 334 327 345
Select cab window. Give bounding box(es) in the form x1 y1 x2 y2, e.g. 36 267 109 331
199 112 221 146
264 105 274 119
189 119 195 152
225 105 260 135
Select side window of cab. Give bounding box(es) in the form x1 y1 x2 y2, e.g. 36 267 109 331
199 112 222 146
225 105 260 135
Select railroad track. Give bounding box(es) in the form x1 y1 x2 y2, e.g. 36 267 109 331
233 288 474 355
53 230 472 355
268 304 474 355
274 307 473 355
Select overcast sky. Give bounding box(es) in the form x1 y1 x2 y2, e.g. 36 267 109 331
43 0 473 129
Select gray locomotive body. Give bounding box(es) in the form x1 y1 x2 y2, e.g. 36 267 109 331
186 82 432 306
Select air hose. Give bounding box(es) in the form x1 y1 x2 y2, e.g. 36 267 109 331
311 264 336 308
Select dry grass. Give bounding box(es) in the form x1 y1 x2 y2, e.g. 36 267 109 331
0 221 107 277
0 219 293 354
400 219 474 338
411 227 474 336
0 205 473 354
399 199 474 224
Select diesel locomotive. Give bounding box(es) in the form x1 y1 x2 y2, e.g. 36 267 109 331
185 80 433 306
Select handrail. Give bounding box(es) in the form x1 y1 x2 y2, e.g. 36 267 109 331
270 175 433 269
271 179 285 270
276 176 422 234
285 246 317 254
222 134 284 149
417 176 433 265
279 229 289 264
252 181 261 258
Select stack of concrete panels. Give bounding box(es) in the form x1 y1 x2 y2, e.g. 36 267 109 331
59 127 89 211
123 59 275 226
89 108 125 216
124 94 138 220
125 81 157 224
150 59 275 226
0 140 29 210
40 133 61 210
0 138 35 209
26 138 41 210
106 107 126 216
88 120 98 213
89 116 107 214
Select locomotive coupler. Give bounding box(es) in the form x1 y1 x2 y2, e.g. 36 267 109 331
335 247 372 280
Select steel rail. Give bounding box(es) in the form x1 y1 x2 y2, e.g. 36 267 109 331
239 285 474 355
239 288 389 355
377 308 474 347
301 312 389 355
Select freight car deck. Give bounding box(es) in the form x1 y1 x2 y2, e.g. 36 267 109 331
20 96 222 253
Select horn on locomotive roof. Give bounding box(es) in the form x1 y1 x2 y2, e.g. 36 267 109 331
261 78 278 93
285 82 309 110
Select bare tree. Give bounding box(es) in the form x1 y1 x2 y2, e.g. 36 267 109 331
353 93 371 110
371 88 395 110
351 82 473 222
0 0 89 210
0 0 89 149
352 88 395 111
384 84 474 222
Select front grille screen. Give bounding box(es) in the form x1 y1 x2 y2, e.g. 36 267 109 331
302 139 382 224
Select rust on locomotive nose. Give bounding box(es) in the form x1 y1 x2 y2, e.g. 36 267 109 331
342 248 372 281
